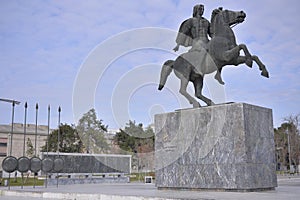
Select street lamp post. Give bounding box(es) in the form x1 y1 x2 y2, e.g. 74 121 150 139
276 147 283 171
0 98 21 156
0 98 21 190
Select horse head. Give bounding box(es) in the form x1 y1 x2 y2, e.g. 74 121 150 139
210 7 246 36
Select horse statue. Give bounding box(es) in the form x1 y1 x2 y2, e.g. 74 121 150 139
158 8 269 108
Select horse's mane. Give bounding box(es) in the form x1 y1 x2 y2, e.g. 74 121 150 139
210 7 223 36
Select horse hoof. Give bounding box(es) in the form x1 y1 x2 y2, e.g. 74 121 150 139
218 80 225 85
158 84 164 90
261 71 269 78
209 101 215 106
193 102 201 108
214 75 225 85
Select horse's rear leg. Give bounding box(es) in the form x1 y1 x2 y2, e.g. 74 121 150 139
178 75 200 108
214 68 224 85
194 77 214 106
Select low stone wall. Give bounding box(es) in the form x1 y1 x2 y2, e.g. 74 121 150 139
46 176 130 186
40 152 132 174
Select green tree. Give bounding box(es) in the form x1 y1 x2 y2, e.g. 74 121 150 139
113 120 155 172
76 108 109 154
113 120 154 154
41 123 83 153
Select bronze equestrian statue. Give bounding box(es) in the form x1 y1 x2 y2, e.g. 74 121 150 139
158 6 269 108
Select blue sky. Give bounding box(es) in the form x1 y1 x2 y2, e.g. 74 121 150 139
1 0 300 129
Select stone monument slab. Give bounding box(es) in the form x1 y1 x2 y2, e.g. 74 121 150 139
155 103 277 191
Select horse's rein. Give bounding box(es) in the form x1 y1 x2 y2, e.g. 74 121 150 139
230 22 240 28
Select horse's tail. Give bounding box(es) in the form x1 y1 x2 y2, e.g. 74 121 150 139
158 60 174 90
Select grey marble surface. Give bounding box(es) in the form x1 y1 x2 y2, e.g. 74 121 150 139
155 103 277 191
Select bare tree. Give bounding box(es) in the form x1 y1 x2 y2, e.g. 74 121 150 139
284 114 300 170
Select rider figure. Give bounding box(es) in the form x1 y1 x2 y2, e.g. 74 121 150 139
173 4 224 84
173 4 210 52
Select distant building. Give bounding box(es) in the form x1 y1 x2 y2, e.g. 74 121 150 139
0 123 50 173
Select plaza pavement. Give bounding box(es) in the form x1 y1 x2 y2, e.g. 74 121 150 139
0 175 299 200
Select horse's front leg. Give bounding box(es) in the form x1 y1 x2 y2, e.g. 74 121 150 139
252 55 269 78
232 56 247 66
233 56 269 78
238 44 253 68
236 44 269 78
223 46 240 62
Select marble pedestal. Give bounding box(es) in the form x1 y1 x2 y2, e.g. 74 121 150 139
155 103 277 191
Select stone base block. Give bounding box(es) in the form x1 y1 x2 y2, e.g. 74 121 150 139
155 103 277 191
